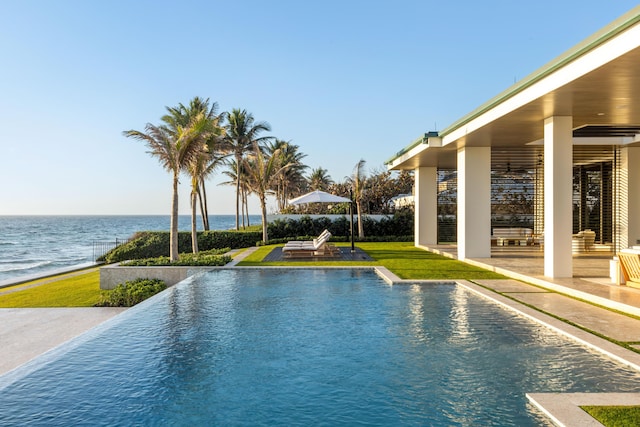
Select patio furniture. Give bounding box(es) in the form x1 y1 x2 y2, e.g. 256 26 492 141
284 229 330 247
572 229 596 253
491 228 532 246
282 231 338 258
617 248 640 289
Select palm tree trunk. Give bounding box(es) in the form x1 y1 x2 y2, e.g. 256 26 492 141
356 200 365 238
170 172 180 262
191 189 199 254
198 179 209 230
242 188 247 228
235 154 241 230
202 179 209 230
245 190 251 227
260 195 268 243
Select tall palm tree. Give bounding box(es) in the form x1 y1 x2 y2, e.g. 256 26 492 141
266 139 308 211
244 141 291 242
222 109 271 230
123 120 204 261
351 159 367 238
163 97 225 250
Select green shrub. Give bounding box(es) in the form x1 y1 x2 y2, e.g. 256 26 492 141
102 230 261 263
121 250 232 266
97 278 166 307
266 212 413 241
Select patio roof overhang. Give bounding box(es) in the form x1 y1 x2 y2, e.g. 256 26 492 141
387 6 640 172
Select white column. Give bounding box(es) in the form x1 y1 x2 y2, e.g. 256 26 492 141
616 146 640 250
457 147 491 259
414 166 437 246
543 116 573 278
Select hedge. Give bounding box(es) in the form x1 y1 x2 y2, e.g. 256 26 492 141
96 278 166 307
101 230 262 263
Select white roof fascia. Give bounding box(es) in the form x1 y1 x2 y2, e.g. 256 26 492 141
441 22 640 147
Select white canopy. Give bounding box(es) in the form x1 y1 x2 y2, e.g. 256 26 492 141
288 190 351 205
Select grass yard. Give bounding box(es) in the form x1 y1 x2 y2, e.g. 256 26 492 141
0 242 505 307
582 405 640 427
239 242 507 280
0 269 102 307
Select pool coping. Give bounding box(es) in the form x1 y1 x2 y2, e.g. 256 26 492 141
526 393 640 427
370 267 640 427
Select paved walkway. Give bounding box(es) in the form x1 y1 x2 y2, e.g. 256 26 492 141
0 307 125 376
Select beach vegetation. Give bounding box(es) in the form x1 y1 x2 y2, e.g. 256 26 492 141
96 278 166 307
123 100 219 261
268 140 308 211
222 109 271 231
244 141 294 243
307 167 334 191
163 97 227 246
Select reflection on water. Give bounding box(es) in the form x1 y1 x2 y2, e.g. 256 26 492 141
0 270 638 426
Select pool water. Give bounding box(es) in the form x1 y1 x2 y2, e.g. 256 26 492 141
1 269 640 426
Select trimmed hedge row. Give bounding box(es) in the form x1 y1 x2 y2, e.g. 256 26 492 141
266 210 414 241
96 278 166 307
101 230 261 263
120 248 232 266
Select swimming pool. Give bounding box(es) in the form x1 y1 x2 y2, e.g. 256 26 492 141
1 269 640 426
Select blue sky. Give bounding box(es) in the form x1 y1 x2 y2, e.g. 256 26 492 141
1 1 637 215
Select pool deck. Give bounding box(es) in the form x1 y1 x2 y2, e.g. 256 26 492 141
4 245 640 426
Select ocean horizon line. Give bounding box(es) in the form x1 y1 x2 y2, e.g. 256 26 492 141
0 213 257 217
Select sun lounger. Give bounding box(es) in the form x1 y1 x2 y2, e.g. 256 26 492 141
284 229 331 247
282 231 338 258
617 248 640 289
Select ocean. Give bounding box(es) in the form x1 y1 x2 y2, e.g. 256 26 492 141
0 215 261 283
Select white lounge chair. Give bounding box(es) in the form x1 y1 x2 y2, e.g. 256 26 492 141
282 231 338 258
284 229 330 247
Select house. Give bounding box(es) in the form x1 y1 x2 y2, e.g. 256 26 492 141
386 6 640 279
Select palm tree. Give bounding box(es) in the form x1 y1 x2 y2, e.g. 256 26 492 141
308 167 334 191
266 139 308 211
222 109 271 230
163 97 225 250
244 141 291 242
351 159 367 238
220 159 252 228
123 120 204 261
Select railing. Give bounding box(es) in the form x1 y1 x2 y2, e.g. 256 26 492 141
93 238 130 261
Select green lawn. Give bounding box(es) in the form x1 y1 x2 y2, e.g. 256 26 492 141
0 269 102 307
582 405 640 427
239 242 507 280
0 242 505 307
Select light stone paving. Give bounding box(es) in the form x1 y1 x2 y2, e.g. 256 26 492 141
501 291 640 343
527 393 640 427
474 279 550 293
0 307 126 376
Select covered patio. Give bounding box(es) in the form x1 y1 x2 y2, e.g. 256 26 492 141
419 243 640 316
387 7 640 282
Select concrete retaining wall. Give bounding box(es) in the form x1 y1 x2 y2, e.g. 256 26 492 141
99 265 211 290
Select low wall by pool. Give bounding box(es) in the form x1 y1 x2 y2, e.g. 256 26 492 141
99 264 216 289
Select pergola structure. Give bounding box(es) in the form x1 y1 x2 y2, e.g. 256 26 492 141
386 6 640 278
